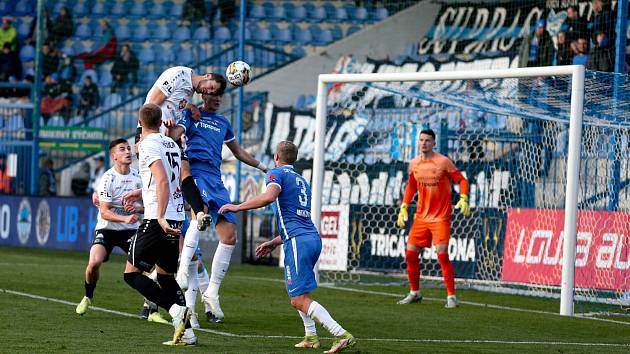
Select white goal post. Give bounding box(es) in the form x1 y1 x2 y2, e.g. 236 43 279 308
312 66 586 316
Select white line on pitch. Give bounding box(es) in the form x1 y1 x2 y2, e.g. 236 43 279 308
233 275 630 326
1 288 629 348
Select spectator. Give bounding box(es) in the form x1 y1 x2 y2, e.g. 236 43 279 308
40 74 72 120
111 44 139 94
74 20 117 69
77 75 100 118
71 162 91 196
58 54 77 83
0 42 21 81
39 158 57 196
89 156 105 193
587 31 614 71
518 19 554 68
572 37 590 65
49 6 74 47
217 0 236 25
182 0 206 25
562 6 587 44
0 17 17 52
0 154 12 194
556 29 573 65
26 10 53 46
42 43 60 78
590 0 616 48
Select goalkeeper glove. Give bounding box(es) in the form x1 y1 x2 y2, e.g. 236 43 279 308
397 203 409 228
455 195 471 217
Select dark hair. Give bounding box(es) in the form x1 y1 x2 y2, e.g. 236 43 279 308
276 141 298 164
109 138 129 151
139 103 162 129
209 73 227 96
568 5 578 11
420 129 436 140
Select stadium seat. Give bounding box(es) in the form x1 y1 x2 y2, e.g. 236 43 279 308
171 3 183 17
130 3 144 17
149 3 166 19
153 25 170 40
309 24 323 38
291 5 306 21
72 41 86 54
67 115 84 126
330 25 342 41
249 4 265 19
7 115 25 130
375 7 389 21
314 28 333 46
155 44 175 65
111 2 126 16
193 27 211 41
253 27 272 43
261 1 274 16
19 45 35 62
16 20 31 39
274 27 292 44
115 25 131 40
132 25 150 41
47 115 65 127
91 2 107 16
52 2 65 16
72 2 89 16
60 41 74 56
0 2 13 16
335 7 348 21
353 7 368 22
75 23 92 39
295 28 312 45
310 6 326 22
213 26 231 44
323 3 337 18
99 68 112 87
138 47 156 65
346 25 361 36
303 3 315 16
282 2 295 16
13 0 32 16
176 46 194 65
269 4 285 20
173 27 191 41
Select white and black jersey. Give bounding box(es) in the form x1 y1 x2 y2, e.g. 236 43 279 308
137 133 185 221
140 66 194 134
95 167 142 231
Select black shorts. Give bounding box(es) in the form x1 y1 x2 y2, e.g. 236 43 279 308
127 219 183 273
92 229 136 262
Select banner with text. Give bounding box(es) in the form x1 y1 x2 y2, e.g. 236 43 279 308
501 208 630 291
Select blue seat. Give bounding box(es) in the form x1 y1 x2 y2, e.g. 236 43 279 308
149 3 166 18
309 24 323 38
67 115 84 126
132 25 149 41
193 26 211 41
335 7 348 21
346 25 361 36
311 6 326 22
111 2 126 16
269 4 285 20
253 27 272 43
138 47 156 65
250 4 265 19
315 28 333 46
47 116 65 127
291 5 306 21
375 7 389 21
72 41 86 54
291 46 306 58
91 2 107 16
19 45 35 62
303 3 315 15
274 27 292 44
353 7 368 22
72 2 89 16
262 1 274 16
0 2 13 16
17 21 31 39
171 3 183 17
295 28 312 45
130 3 144 17
115 25 130 40
176 46 194 65
173 27 191 41
155 45 175 65
52 2 65 16
75 23 91 38
153 26 170 40
99 68 112 87
213 26 231 43
7 115 25 131
14 0 33 15
330 25 342 41
60 42 74 56
323 3 336 18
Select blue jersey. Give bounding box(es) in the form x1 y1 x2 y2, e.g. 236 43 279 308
265 165 319 242
178 109 235 177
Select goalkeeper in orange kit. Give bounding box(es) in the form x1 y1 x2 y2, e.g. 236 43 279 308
396 129 470 308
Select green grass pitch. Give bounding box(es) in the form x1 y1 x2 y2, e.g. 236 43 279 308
1 246 629 353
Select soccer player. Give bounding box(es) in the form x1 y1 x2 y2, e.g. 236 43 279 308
396 129 470 308
123 103 195 346
76 139 142 315
139 66 224 231
168 76 268 322
219 141 356 354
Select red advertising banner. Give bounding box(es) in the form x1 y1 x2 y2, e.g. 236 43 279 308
501 208 630 291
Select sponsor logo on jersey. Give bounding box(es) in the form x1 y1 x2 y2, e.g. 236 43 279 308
193 120 221 132
268 174 276 182
178 98 188 110
17 198 31 245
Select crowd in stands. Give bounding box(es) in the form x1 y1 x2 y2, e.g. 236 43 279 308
519 1 618 72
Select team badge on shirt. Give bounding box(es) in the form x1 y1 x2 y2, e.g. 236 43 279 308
268 174 276 182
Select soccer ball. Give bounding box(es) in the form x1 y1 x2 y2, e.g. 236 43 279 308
226 61 252 87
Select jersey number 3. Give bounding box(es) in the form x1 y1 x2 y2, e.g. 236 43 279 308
296 178 308 207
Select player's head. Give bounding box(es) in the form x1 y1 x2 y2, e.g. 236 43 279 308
109 138 131 165
139 103 162 131
195 73 227 96
419 129 436 154
274 141 298 166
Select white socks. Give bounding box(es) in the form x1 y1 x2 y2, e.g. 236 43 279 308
148 269 158 282
206 242 235 298
307 301 345 337
179 220 200 273
298 310 317 336
184 261 199 312
197 265 211 313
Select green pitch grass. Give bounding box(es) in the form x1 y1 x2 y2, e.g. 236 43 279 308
1 246 629 353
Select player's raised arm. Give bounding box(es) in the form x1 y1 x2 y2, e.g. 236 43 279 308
226 139 268 172
218 184 280 214
447 162 471 217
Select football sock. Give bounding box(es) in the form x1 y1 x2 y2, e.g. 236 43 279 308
84 281 96 299
179 220 200 273
182 176 205 215
157 273 186 307
298 310 317 336
207 242 235 298
197 266 211 312
405 249 420 292
184 262 199 311
438 252 456 296
148 268 158 281
307 301 345 337
124 272 174 309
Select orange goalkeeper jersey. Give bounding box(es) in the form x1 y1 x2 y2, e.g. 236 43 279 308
402 152 469 223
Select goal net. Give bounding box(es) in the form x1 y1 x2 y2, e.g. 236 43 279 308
309 60 630 315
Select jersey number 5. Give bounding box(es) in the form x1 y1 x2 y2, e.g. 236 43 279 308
296 178 308 207
165 151 180 182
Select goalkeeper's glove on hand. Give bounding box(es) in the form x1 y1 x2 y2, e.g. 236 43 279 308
397 203 409 228
455 195 471 217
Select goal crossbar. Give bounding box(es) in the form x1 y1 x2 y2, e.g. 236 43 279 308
312 65 586 316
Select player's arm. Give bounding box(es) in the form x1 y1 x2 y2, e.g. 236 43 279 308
225 139 268 172
397 171 418 228
149 159 182 235
218 184 281 214
146 87 167 106
447 163 471 217
168 125 185 142
99 201 138 224
255 235 282 258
